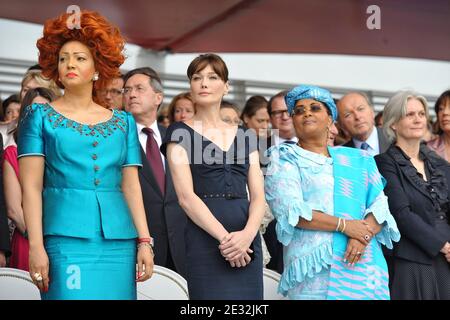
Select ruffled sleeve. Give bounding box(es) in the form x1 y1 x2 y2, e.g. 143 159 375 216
278 241 333 296
364 156 400 248
364 193 401 249
264 144 313 246
122 112 142 167
17 103 45 158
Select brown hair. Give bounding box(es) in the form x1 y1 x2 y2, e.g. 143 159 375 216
267 90 289 115
434 90 450 135
167 92 194 123
20 70 61 101
13 87 58 141
241 95 268 123
187 53 228 82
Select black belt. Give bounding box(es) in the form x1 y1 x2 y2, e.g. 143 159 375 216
197 192 248 200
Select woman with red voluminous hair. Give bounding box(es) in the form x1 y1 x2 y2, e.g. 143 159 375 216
17 10 154 299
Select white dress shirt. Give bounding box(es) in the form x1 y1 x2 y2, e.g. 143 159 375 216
352 127 380 156
136 121 166 171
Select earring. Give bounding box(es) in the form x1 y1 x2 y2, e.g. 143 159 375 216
92 73 99 81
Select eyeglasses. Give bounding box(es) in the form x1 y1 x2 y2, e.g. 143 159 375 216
222 117 241 126
99 89 123 96
270 109 289 118
123 85 148 96
291 104 324 117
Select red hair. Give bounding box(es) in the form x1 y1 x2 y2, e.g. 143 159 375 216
37 10 125 106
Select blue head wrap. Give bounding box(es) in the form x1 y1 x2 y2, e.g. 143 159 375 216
285 85 338 121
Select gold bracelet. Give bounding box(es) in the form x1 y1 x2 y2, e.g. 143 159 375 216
340 219 347 233
335 218 342 231
137 242 154 257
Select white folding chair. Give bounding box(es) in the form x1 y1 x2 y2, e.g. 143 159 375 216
0 267 41 300
263 268 285 300
137 265 189 300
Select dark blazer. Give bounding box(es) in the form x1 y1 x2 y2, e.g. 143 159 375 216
344 127 390 154
0 135 11 257
375 144 450 264
139 124 186 277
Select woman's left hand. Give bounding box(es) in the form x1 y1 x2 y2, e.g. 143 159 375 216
219 230 254 261
344 238 367 266
228 252 252 268
136 245 154 282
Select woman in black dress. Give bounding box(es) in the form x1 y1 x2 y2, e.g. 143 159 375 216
375 90 450 299
161 54 265 300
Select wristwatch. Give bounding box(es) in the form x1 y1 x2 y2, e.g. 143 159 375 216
149 237 154 248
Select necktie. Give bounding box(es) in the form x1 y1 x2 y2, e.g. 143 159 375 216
142 127 165 195
360 142 370 151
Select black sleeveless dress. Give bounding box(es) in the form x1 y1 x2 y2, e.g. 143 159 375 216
161 121 263 300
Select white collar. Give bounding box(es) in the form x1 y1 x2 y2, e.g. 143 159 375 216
353 127 379 154
137 121 161 139
274 134 298 146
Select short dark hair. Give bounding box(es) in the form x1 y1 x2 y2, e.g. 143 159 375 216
27 64 42 72
187 53 228 82
123 67 163 93
267 90 289 115
21 87 56 110
240 95 268 122
2 94 20 115
220 100 241 116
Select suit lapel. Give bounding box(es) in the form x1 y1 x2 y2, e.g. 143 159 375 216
344 139 355 148
377 127 390 153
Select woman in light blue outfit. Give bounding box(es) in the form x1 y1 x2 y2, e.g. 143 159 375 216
17 11 154 299
265 85 400 300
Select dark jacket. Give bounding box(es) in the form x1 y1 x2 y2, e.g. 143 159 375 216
375 144 450 264
139 124 186 277
344 127 390 154
0 135 11 257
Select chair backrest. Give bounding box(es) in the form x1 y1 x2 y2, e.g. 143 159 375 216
263 268 285 300
0 268 41 300
137 265 189 300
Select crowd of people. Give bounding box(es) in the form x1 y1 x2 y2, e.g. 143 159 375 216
0 10 448 300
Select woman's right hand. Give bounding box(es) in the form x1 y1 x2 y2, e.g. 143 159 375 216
29 245 50 292
440 242 450 263
343 220 374 245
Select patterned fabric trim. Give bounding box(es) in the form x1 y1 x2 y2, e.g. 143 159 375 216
22 103 127 138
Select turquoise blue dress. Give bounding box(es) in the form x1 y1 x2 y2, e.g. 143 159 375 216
17 103 142 300
265 144 400 300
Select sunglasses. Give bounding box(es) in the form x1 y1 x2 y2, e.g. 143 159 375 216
291 104 324 116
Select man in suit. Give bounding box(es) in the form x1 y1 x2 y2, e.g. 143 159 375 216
337 92 390 155
123 67 186 277
0 135 11 267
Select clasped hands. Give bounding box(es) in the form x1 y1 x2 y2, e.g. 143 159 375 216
219 230 253 268
342 219 375 267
